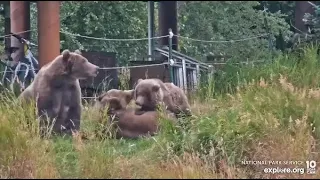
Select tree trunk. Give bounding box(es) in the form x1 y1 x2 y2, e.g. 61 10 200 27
294 1 315 33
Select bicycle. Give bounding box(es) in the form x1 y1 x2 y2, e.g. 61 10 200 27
0 46 19 89
0 33 39 92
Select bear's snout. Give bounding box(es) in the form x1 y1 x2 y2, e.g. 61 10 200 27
135 99 142 107
135 97 154 110
93 65 99 75
88 63 99 77
135 96 145 107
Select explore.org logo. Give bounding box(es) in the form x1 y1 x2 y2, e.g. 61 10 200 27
263 167 305 175
241 160 317 175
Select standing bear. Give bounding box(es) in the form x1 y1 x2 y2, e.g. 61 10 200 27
19 49 99 137
133 78 192 117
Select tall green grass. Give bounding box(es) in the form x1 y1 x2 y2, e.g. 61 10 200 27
204 44 320 96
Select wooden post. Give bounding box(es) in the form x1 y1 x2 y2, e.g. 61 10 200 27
10 1 30 62
168 28 174 83
4 2 11 49
37 1 60 68
196 64 201 88
158 1 178 50
295 1 316 33
178 66 183 89
182 58 187 93
192 67 197 90
147 1 155 61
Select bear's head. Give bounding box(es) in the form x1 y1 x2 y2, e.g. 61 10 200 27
134 78 166 111
95 89 134 114
61 49 99 79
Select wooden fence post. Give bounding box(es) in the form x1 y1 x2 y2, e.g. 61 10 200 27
193 66 197 90
182 58 187 93
178 66 183 89
196 64 200 89
168 28 174 83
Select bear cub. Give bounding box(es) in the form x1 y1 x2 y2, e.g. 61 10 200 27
94 89 134 114
96 89 175 139
133 78 192 117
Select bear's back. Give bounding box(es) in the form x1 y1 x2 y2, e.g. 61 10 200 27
113 108 159 134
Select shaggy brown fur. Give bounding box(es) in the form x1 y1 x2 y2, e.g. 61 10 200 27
19 49 99 137
133 78 192 117
94 89 134 113
164 82 192 117
97 96 176 139
110 108 160 139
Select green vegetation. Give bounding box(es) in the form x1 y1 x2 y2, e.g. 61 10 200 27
0 1 320 179
28 1 298 64
0 46 319 178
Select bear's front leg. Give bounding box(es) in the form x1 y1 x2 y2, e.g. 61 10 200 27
37 95 62 138
37 109 52 138
64 104 81 136
162 95 182 115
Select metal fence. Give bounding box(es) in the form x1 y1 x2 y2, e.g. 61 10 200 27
154 46 213 93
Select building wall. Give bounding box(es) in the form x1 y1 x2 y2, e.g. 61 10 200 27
129 61 170 89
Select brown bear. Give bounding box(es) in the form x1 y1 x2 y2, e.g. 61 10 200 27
133 78 192 117
94 89 134 113
18 49 99 137
102 96 176 139
163 82 192 117
109 108 159 139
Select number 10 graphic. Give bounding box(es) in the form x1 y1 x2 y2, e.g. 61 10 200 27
306 160 317 174
306 160 317 168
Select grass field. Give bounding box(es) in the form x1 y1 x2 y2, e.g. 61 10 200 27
0 47 320 178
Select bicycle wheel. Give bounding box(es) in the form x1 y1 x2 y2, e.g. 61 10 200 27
16 65 29 90
20 57 37 87
23 70 34 88
2 67 14 90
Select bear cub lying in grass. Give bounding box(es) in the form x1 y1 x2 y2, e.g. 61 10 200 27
96 89 176 139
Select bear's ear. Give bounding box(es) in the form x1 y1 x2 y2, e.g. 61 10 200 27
123 89 134 103
97 92 107 102
152 84 160 92
137 78 143 84
107 97 123 110
62 49 71 62
74 49 82 55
